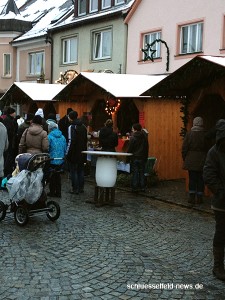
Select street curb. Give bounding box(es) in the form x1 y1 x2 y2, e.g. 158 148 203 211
117 186 214 216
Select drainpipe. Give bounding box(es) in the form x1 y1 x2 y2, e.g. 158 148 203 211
45 35 53 83
50 38 53 83
16 47 20 115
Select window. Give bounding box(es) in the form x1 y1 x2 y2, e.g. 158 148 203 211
3 53 11 76
102 0 111 9
115 0 124 5
29 52 44 75
143 31 161 59
78 0 86 16
180 22 203 54
90 0 98 12
92 29 112 60
62 37 78 64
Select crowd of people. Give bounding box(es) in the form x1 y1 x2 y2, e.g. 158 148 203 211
1 107 225 282
0 106 87 198
0 106 149 197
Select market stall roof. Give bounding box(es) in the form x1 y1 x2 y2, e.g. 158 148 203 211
141 55 225 98
54 72 167 100
0 82 65 104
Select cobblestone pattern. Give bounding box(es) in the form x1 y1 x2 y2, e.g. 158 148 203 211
0 175 224 300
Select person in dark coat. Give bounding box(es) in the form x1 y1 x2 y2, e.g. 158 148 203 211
3 107 18 176
17 113 34 144
99 119 118 152
35 108 48 132
127 123 149 193
203 119 225 281
0 119 8 185
58 108 73 142
66 111 87 194
182 117 208 205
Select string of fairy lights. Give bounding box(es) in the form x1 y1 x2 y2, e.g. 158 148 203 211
105 98 121 115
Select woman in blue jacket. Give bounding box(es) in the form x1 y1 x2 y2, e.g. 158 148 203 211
48 122 67 197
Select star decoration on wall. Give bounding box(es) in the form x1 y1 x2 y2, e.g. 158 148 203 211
141 44 157 62
140 39 170 71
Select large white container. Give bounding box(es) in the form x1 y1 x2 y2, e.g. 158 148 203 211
95 157 117 187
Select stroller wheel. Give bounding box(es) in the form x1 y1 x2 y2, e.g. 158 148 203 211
14 205 29 226
0 201 6 221
46 200 60 221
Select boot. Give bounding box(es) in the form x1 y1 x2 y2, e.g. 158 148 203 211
188 193 195 204
213 246 225 281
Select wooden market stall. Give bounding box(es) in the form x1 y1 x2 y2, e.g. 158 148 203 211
141 55 225 181
54 71 167 159
0 82 65 118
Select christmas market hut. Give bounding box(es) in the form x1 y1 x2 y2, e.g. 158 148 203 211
54 71 166 151
0 82 65 118
141 55 225 180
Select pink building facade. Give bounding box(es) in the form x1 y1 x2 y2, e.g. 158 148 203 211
125 0 225 75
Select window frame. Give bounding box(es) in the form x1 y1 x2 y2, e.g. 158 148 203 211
179 22 203 54
28 51 44 76
3 53 11 77
115 0 125 5
102 0 111 9
92 28 112 61
89 0 98 13
142 31 162 60
78 0 86 16
62 36 78 64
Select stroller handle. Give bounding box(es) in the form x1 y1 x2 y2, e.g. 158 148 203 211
30 157 65 172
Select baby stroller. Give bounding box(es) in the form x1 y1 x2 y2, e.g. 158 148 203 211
0 153 60 226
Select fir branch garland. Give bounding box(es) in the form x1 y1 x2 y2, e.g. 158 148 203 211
180 96 190 138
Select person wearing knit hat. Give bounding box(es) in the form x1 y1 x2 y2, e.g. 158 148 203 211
35 108 44 118
47 121 66 197
182 116 208 205
48 121 58 132
34 108 49 132
46 113 57 125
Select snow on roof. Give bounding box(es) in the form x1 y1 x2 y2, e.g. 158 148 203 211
200 55 225 68
141 55 225 97
4 82 65 101
0 10 25 20
50 0 135 30
11 0 73 42
78 72 167 98
8 0 134 42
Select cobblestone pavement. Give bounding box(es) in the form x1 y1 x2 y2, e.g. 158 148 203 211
0 175 224 300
